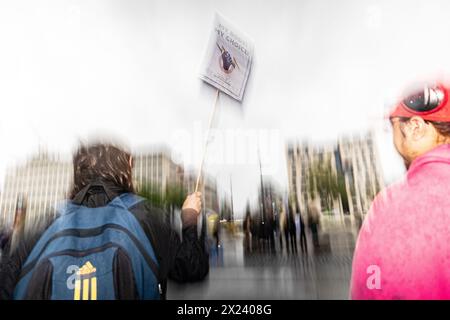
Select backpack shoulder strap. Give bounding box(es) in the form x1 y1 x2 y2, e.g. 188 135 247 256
72 182 117 205
118 193 146 209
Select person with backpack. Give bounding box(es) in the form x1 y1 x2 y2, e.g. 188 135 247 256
0 143 209 300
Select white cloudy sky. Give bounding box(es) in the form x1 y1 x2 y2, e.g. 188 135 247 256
1 0 450 216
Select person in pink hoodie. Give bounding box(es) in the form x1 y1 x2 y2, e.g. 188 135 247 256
350 82 450 300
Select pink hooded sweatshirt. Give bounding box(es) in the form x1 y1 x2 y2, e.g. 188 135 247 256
350 144 450 300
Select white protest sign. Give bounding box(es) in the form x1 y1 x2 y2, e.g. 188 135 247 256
200 13 254 101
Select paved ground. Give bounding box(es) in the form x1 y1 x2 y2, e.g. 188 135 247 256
168 216 359 300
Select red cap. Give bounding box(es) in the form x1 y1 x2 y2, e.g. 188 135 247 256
389 83 450 122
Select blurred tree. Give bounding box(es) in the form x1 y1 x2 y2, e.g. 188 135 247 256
137 182 186 215
308 161 349 214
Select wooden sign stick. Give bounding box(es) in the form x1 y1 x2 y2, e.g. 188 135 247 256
195 89 220 192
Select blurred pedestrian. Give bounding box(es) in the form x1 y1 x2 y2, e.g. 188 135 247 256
250 214 260 253
288 211 297 254
307 199 320 248
207 211 220 250
278 204 288 253
243 206 252 254
351 82 450 299
9 194 27 255
298 211 308 253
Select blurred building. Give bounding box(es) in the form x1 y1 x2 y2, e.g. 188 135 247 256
133 146 184 194
0 146 186 230
0 152 72 231
286 132 384 220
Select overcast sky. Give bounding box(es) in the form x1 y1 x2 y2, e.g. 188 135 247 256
2 0 450 216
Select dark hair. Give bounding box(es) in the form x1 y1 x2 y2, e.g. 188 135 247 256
397 117 450 138
70 143 134 199
428 121 450 137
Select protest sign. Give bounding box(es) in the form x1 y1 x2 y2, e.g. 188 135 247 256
195 13 254 192
200 13 254 101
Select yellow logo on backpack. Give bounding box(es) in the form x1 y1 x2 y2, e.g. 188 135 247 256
74 261 97 300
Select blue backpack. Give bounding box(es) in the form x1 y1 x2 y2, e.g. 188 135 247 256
13 192 161 300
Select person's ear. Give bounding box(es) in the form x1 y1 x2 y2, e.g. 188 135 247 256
407 116 428 140
128 155 134 168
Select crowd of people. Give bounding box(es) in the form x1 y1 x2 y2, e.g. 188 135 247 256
243 200 319 255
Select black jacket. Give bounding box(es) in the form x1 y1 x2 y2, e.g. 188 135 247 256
0 183 209 300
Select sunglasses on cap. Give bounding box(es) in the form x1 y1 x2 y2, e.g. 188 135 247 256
402 84 447 114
